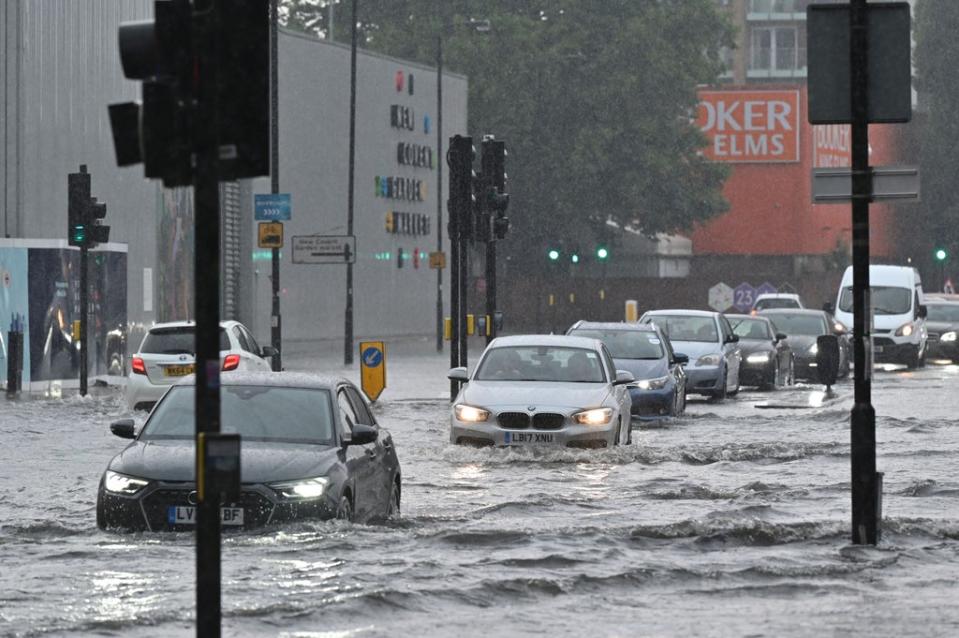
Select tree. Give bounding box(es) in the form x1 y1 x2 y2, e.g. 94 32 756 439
282 0 733 267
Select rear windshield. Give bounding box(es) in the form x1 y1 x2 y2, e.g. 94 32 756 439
568 329 664 360
765 314 827 337
754 298 799 310
141 385 335 444
926 304 959 322
140 327 230 354
642 315 718 343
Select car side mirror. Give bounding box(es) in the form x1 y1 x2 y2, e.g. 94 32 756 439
347 423 378 446
448 367 469 382
260 345 278 358
725 334 739 344
775 332 788 342
672 353 689 365
614 370 635 385
823 301 836 314
918 304 928 319
110 419 136 439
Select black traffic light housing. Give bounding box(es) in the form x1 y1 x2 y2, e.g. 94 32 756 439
68 165 110 248
480 138 510 240
447 136 476 243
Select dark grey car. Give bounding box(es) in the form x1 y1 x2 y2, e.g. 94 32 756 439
97 372 401 531
727 314 794 389
760 309 850 382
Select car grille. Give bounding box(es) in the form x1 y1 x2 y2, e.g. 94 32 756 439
874 337 895 347
141 487 275 530
497 412 530 429
531 413 565 430
928 332 940 342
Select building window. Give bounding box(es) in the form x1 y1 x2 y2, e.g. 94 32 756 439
750 26 800 71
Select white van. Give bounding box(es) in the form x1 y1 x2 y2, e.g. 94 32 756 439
834 265 928 367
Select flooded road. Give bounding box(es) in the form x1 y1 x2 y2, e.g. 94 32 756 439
1 356 958 637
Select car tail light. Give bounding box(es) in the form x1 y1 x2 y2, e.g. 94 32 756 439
131 356 147 375
222 354 241 371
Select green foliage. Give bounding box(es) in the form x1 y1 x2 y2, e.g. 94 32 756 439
282 0 733 265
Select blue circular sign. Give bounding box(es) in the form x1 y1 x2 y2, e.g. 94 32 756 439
362 346 383 368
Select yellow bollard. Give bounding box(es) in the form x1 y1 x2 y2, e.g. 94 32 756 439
466 314 475 336
625 299 638 323
444 317 452 341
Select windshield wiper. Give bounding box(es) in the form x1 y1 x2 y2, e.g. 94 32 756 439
872 306 902 315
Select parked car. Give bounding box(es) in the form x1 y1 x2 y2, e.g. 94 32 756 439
833 265 928 368
751 293 804 314
638 310 741 401
449 335 634 449
922 296 959 362
727 314 794 389
566 321 687 418
125 320 275 411
98 373 400 530
759 309 850 381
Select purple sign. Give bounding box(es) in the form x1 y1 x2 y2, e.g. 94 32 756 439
733 282 757 312
756 282 778 296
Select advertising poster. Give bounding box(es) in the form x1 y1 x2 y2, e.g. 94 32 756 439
0 247 31 385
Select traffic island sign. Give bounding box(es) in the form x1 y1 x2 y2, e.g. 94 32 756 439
291 235 356 264
429 251 446 269
254 193 292 220
359 341 386 401
708 283 734 312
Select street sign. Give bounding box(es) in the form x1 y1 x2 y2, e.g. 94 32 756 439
733 282 756 312
291 235 356 264
807 3 911 124
359 341 386 401
429 251 446 269
812 166 919 203
257 222 283 248
708 283 734 312
756 282 778 297
254 193 291 220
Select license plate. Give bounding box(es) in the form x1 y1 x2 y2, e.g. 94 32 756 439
167 506 244 526
163 364 195 377
503 431 554 444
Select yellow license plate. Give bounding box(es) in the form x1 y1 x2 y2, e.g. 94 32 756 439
163 364 195 377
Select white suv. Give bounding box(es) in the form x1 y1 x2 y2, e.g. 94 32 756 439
125 320 275 410
751 293 804 314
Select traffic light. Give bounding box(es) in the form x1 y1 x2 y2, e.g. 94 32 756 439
935 248 948 262
480 138 510 240
108 0 269 186
447 136 475 242
548 248 560 261
596 246 609 260
67 165 110 249
571 253 580 264
88 198 110 245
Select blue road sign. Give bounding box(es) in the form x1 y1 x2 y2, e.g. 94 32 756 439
733 282 757 312
362 346 384 368
254 193 292 221
756 282 778 297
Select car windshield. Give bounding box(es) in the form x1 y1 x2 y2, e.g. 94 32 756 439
140 386 335 444
765 314 827 337
754 298 799 310
925 304 959 322
839 286 912 315
141 327 230 355
474 346 606 383
568 329 664 360
643 315 718 343
732 318 772 340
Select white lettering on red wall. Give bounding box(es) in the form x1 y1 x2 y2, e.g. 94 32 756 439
697 90 800 163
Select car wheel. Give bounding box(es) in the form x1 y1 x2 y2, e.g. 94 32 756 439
904 346 920 369
709 371 727 403
387 481 401 520
787 357 796 386
678 388 686 415
613 421 621 447
336 494 354 522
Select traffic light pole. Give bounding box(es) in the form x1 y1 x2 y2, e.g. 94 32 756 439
79 244 88 396
485 238 496 345
344 0 357 366
435 35 444 353
449 170 460 399
849 0 880 546
269 0 282 372
193 2 223 635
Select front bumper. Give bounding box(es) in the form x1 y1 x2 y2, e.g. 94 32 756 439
684 366 723 395
739 358 775 387
629 385 675 418
872 336 920 364
451 415 617 449
97 481 337 532
926 335 959 361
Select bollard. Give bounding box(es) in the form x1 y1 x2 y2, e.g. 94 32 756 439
6 313 24 398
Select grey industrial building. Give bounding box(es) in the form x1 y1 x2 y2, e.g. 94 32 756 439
2 1 468 363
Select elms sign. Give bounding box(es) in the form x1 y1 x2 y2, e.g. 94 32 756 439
697 90 800 163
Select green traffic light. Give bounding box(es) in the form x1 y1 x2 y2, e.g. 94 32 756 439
571 254 580 264
596 246 609 260
72 225 86 244
548 249 560 261
935 248 947 261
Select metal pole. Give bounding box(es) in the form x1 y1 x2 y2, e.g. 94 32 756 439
327 0 334 42
449 143 460 397
459 208 469 369
79 245 88 396
194 1 222 634
344 0 357 365
436 35 444 353
849 0 879 546
270 0 282 371
486 238 495 345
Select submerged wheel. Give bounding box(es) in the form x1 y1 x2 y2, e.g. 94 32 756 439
336 494 354 522
387 481 401 519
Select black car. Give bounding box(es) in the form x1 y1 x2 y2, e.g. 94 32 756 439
567 321 688 418
727 314 794 389
760 309 850 382
97 372 401 531
924 298 959 362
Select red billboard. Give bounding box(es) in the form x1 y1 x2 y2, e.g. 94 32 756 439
697 89 801 163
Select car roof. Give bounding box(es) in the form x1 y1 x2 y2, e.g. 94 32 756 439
642 309 719 318
924 295 959 304
148 319 242 331
726 313 771 322
488 334 603 350
758 308 826 317
173 371 348 390
568 321 659 333
754 293 800 300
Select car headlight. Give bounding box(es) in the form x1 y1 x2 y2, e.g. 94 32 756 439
808 342 818 355
942 331 957 342
573 407 613 425
454 404 490 422
636 375 669 390
696 353 721 366
746 352 772 364
270 477 330 500
895 322 914 337
104 470 149 495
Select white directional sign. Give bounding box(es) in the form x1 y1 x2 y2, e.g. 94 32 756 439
708 282 734 312
292 235 356 264
812 166 919 203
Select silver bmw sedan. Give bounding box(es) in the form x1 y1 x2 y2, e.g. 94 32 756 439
449 335 634 449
